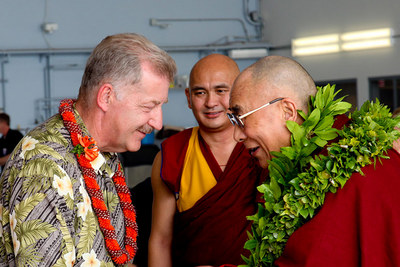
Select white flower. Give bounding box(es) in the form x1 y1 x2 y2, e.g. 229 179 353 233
11 230 20 256
81 249 100 267
9 210 17 232
53 173 74 200
19 136 39 159
79 184 92 208
90 153 105 172
63 246 76 267
77 202 89 220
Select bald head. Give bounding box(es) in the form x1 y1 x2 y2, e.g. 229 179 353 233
233 55 316 111
185 53 240 132
189 54 240 89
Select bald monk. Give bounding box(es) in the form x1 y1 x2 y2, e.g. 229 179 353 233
229 55 400 266
148 54 265 267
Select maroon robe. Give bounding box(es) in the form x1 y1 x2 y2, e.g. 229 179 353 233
275 116 400 266
161 128 265 267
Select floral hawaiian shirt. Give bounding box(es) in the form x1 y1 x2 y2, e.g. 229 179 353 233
0 108 131 266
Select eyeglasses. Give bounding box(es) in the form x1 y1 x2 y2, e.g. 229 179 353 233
227 97 284 128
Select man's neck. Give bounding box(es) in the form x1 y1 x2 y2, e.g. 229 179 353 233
75 101 105 151
199 126 238 169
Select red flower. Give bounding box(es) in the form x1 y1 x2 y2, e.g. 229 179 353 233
77 134 99 161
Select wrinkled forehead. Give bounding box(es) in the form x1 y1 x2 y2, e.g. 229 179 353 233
229 75 254 114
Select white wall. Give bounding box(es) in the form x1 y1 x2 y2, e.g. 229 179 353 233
261 0 400 107
0 0 260 130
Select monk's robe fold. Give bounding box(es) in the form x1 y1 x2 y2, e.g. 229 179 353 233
161 127 265 267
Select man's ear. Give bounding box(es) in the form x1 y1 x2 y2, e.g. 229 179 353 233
185 88 192 109
97 83 114 112
281 98 298 122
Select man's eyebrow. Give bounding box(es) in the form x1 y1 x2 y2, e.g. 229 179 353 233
148 98 168 105
191 86 205 91
214 83 230 89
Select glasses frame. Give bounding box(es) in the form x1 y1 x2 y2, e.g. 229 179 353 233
227 97 284 128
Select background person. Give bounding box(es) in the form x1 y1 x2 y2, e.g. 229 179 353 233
0 33 176 267
0 112 23 169
229 55 400 266
148 54 265 267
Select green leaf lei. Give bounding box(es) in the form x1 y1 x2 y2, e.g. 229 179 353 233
241 84 400 267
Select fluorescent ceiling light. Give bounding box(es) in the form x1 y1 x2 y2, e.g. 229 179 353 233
292 34 339 46
342 38 392 51
293 44 340 56
292 34 339 57
341 28 392 41
228 48 268 59
292 28 393 56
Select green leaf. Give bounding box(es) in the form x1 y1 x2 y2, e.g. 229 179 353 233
313 137 328 147
314 128 338 140
15 193 46 222
287 120 306 145
55 208 74 256
299 207 309 218
18 220 57 248
331 101 352 116
269 176 282 201
19 158 65 178
23 143 64 161
315 115 334 132
244 239 258 250
77 211 97 258
302 108 320 130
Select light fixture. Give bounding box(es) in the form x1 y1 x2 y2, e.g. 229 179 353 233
292 34 340 56
341 28 392 51
341 28 392 41
228 48 268 59
292 28 393 56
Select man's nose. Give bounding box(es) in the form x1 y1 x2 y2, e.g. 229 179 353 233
233 126 246 142
205 92 218 108
149 107 163 131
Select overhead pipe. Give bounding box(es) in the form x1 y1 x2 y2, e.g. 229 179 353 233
0 48 93 56
0 41 271 56
150 17 251 41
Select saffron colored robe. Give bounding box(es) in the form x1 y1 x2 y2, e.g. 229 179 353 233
161 128 265 267
275 116 400 266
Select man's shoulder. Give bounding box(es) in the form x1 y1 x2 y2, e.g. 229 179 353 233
26 114 66 138
162 128 193 147
16 115 71 158
352 148 400 184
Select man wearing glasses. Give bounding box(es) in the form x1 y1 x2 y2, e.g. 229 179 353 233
228 55 400 266
149 54 265 267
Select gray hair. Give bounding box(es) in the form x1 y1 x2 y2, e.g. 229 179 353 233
78 33 177 102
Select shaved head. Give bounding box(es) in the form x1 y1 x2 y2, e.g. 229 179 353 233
233 55 316 111
189 54 240 90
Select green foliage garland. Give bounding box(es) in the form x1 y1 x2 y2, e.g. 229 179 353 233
241 84 400 267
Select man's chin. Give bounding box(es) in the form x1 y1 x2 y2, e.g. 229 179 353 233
126 140 142 153
257 157 269 169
